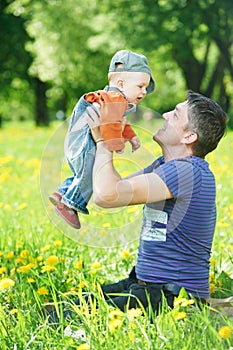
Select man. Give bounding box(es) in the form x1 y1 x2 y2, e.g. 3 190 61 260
86 90 226 310
48 91 226 322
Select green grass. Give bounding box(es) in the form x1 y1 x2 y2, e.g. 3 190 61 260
0 121 232 349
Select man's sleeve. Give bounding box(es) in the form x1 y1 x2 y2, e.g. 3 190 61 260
153 159 196 198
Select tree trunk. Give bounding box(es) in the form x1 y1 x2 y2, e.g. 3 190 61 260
35 77 49 126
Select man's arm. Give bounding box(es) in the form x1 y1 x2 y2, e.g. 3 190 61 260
93 141 173 208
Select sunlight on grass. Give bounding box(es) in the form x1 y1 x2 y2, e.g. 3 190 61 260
0 121 232 349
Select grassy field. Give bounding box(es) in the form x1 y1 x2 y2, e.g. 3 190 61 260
0 120 232 349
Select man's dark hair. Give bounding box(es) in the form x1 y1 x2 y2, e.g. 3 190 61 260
186 91 227 158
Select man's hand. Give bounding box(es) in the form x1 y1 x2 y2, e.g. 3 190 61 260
85 103 103 143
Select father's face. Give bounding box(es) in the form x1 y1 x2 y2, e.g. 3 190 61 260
153 101 189 146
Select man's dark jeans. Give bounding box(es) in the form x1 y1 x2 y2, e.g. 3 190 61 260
48 267 177 324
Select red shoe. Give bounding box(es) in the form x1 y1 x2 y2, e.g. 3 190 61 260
55 202 81 229
49 192 62 206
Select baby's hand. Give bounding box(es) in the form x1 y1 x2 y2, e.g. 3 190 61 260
129 136 141 152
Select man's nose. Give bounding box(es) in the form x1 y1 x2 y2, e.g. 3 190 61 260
163 112 169 120
163 110 172 120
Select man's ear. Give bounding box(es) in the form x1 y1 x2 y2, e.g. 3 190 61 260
181 131 198 145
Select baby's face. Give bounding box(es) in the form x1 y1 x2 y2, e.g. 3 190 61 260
119 72 150 104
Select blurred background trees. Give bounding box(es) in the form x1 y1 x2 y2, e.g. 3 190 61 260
1 0 233 127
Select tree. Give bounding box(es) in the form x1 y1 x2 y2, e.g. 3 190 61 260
88 0 233 116
0 0 33 123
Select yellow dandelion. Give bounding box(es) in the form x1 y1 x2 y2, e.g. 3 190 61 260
37 286 49 295
103 222 111 228
127 308 142 320
77 344 90 350
37 256 43 262
75 260 83 269
78 281 87 289
16 203 28 211
6 251 14 259
0 267 7 275
14 258 23 264
10 268 15 277
174 311 187 321
41 265 56 273
10 309 18 315
109 309 124 320
27 277 35 283
17 265 30 273
4 204 12 211
91 262 101 270
109 318 123 332
0 155 13 165
209 272 215 280
209 258 215 266
45 255 59 266
41 245 51 252
53 240 62 247
174 298 187 307
122 250 131 259
128 330 135 341
20 250 29 258
209 283 216 294
0 278 15 290
180 299 195 307
218 326 232 339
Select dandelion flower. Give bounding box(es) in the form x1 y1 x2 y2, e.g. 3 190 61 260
53 240 62 247
75 261 83 269
78 281 86 289
20 250 29 258
209 283 216 294
0 267 7 275
37 286 49 295
209 258 215 266
6 251 14 259
76 344 90 350
41 265 56 273
17 265 31 273
122 250 131 259
109 319 123 332
218 326 232 339
174 311 187 321
27 277 35 283
16 203 28 210
10 309 18 315
109 309 124 320
127 308 142 320
91 262 101 270
41 245 51 252
4 204 12 211
45 255 59 266
0 278 15 290
180 299 195 307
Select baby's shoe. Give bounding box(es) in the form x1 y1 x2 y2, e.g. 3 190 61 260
55 202 81 229
49 192 62 206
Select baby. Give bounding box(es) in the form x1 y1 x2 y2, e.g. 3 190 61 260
49 50 155 229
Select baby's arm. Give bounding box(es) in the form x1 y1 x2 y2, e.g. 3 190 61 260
122 124 141 152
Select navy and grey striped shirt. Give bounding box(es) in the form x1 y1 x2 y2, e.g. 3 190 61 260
136 156 216 298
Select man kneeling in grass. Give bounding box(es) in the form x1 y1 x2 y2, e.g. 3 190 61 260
48 91 227 323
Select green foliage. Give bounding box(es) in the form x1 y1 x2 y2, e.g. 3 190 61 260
1 0 233 126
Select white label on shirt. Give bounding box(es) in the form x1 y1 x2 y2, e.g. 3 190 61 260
141 206 168 241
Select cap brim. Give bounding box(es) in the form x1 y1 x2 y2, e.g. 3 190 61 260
147 77 155 94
